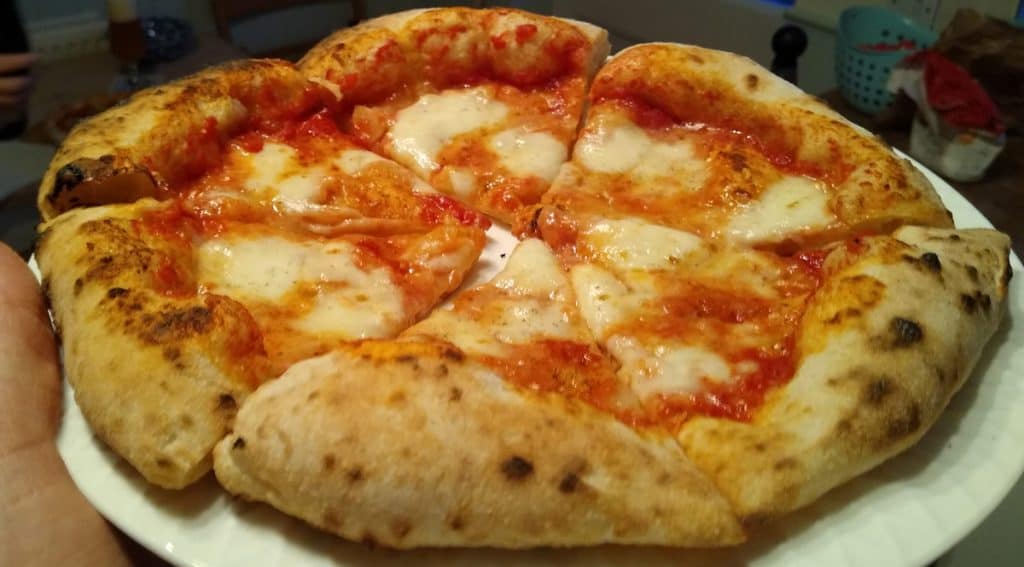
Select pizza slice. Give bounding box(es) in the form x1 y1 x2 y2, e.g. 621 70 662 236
36 59 327 221
528 207 1011 523
536 43 953 250
299 7 609 223
36 198 485 488
213 238 745 547
36 59 491 232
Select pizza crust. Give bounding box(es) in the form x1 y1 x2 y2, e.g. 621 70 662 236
36 60 317 222
678 227 1011 522
299 8 609 101
214 340 744 548
37 202 269 488
584 43 953 239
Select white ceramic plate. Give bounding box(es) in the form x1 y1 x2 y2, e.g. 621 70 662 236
50 162 1024 567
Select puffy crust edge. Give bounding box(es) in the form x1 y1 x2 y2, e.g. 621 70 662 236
36 59 316 222
678 226 1011 523
36 201 268 488
299 7 609 101
214 340 745 548
591 43 953 234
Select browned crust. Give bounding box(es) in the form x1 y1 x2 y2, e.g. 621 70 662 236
299 7 609 104
214 340 744 548
585 43 953 235
677 227 1011 523
36 59 317 222
36 201 269 488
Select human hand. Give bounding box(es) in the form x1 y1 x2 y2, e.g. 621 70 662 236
0 242 131 567
0 53 38 112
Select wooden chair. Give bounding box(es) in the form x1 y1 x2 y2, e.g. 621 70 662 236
211 0 368 59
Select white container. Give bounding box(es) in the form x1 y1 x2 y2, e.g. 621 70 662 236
909 112 1005 182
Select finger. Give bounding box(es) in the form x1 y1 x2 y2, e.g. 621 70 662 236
0 244 61 441
0 53 39 74
0 74 33 96
0 244 56 365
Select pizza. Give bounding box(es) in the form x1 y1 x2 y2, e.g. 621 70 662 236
33 7 1012 550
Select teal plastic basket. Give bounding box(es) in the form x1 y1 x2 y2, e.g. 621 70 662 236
836 6 937 114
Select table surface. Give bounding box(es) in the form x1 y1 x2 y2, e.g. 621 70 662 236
821 91 1023 253
1 55 1021 566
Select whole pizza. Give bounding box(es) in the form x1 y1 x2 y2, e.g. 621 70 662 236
34 7 1011 549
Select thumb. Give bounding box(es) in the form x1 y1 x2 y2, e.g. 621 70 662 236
0 243 62 447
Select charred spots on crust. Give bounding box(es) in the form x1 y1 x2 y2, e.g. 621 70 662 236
389 519 412 539
155 457 172 468
437 363 449 377
744 73 759 90
961 291 992 314
979 292 992 311
232 437 246 450
143 306 212 343
106 286 129 299
501 456 534 481
73 277 84 295
725 152 747 172
965 265 979 283
346 466 364 483
949 234 962 242
773 458 798 471
557 457 589 494
396 354 416 364
52 162 88 199
886 403 922 440
217 393 237 412
919 252 941 272
360 532 379 548
448 386 462 401
441 347 465 363
890 317 923 347
527 206 543 234
864 377 892 404
322 454 336 472
559 472 581 493
823 307 864 323
322 508 342 530
961 293 977 314
162 346 181 361
447 513 465 531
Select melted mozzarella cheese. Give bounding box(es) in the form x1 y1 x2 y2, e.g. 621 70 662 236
241 142 327 206
197 235 404 338
727 176 835 245
492 239 564 298
575 116 707 189
490 298 574 344
406 309 506 357
582 217 706 271
447 167 477 198
608 336 734 399
334 148 387 175
489 128 567 182
390 88 509 175
570 264 638 339
405 238 577 353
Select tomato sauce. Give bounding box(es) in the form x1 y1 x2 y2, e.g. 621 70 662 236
483 340 624 413
419 193 492 229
